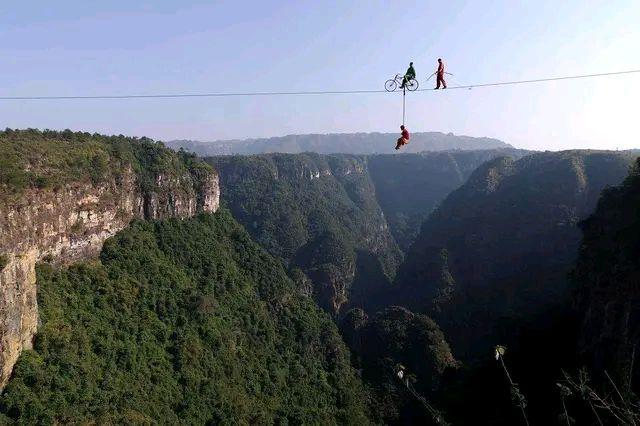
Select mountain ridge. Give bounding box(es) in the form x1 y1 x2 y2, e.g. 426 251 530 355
168 131 513 155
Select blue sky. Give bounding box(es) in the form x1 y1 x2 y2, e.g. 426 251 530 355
1 0 639 150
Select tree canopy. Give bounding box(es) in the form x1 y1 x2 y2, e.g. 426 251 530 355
0 211 369 424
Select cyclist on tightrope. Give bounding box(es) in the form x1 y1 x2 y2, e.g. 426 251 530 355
400 62 416 89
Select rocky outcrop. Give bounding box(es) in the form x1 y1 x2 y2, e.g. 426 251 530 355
0 167 219 388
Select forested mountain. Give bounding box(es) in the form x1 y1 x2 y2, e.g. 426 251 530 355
393 150 637 362
368 149 526 250
573 158 640 393
206 153 402 316
168 131 512 156
0 212 370 424
0 131 370 424
206 150 523 316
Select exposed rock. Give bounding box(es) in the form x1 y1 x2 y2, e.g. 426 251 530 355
0 167 219 388
0 250 38 390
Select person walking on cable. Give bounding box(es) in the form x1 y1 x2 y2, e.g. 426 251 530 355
435 58 447 89
395 125 410 150
400 62 416 89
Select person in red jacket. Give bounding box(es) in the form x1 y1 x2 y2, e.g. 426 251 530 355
435 58 447 89
395 125 410 150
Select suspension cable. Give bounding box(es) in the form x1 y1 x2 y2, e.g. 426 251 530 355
0 69 638 100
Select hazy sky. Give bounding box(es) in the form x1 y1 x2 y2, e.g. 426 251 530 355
1 0 639 150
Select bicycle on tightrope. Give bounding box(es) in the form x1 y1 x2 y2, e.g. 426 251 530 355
384 74 419 92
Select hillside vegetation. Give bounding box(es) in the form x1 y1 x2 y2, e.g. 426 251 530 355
5 129 639 424
573 158 640 393
341 307 457 424
206 153 402 315
368 149 527 249
395 150 637 361
0 128 210 200
0 212 369 424
206 150 525 315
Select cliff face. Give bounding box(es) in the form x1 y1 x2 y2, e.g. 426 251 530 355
367 149 528 250
0 131 219 389
393 151 636 361
206 153 401 316
573 159 640 392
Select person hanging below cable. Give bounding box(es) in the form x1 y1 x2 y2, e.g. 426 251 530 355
400 62 416 89
435 58 447 89
395 125 410 150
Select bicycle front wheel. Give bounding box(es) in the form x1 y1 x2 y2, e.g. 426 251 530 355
406 78 419 91
384 79 397 92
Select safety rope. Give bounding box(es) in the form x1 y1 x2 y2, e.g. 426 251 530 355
402 87 406 126
0 69 638 100
419 69 640 92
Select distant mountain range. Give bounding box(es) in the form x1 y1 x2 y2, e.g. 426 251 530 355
167 132 512 155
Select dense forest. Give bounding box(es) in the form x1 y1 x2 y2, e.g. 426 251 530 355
341 306 458 424
0 212 369 424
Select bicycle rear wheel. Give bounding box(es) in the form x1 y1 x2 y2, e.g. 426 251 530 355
406 78 419 91
385 79 397 92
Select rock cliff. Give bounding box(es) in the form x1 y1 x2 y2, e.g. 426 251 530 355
573 158 640 392
206 153 401 316
0 130 219 388
393 150 637 361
